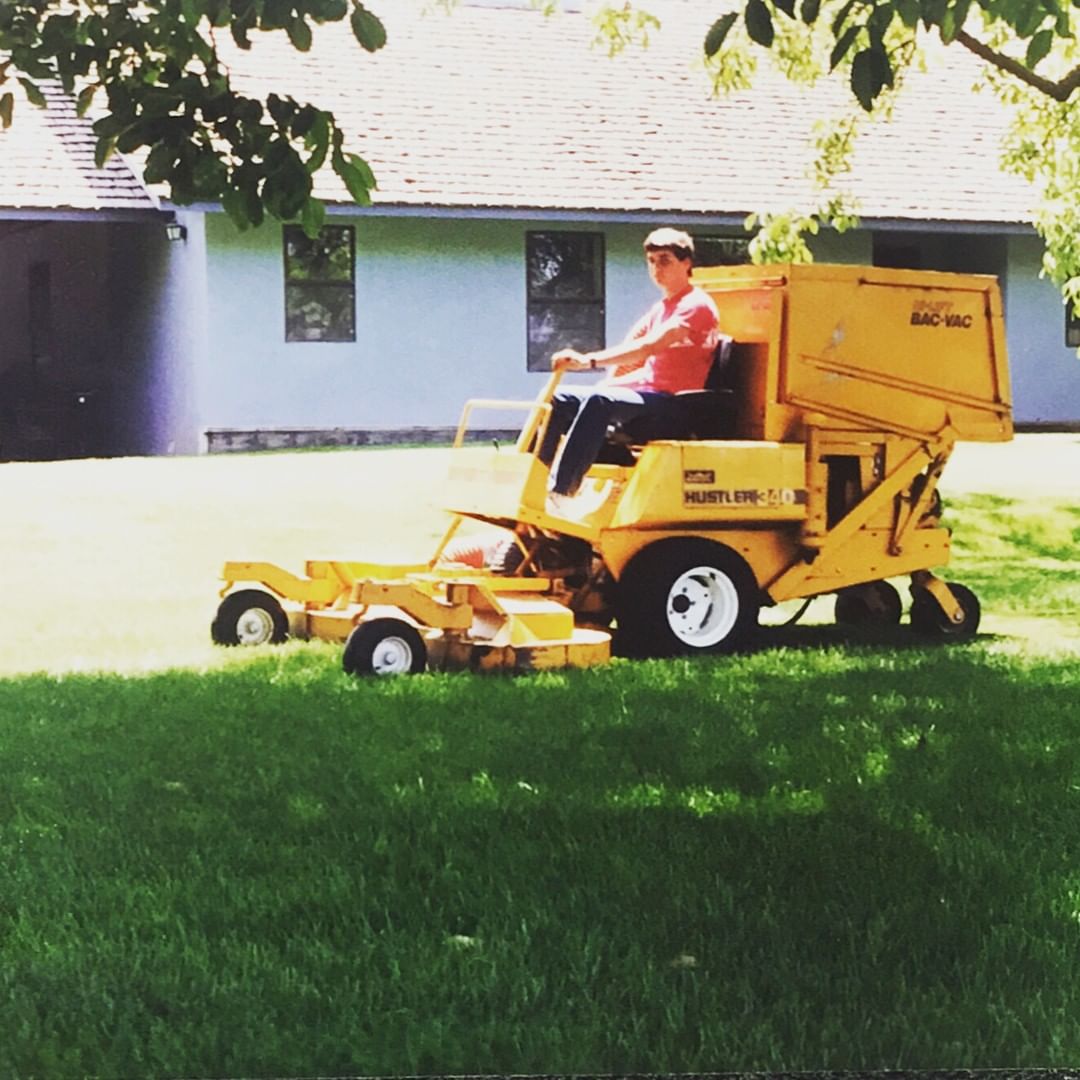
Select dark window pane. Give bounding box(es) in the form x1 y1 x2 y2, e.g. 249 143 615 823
286 284 355 342
525 231 605 371
527 232 603 301
527 301 604 372
1068 305 1080 348
285 225 354 282
693 235 751 267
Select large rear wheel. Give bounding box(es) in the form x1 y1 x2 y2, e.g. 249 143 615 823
616 539 759 658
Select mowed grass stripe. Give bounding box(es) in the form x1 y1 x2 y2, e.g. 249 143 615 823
2 643 1080 1074
1 441 1078 1073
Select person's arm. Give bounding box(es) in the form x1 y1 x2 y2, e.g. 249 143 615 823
552 316 694 372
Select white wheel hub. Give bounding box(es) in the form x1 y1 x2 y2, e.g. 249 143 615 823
666 565 740 647
236 607 275 645
371 635 415 675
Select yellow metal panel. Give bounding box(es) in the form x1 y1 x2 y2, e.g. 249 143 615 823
769 528 951 601
609 441 807 529
695 263 1013 443
495 596 577 645
221 561 341 605
305 609 359 642
352 581 475 630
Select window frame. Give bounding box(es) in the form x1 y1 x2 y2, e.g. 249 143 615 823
525 230 606 372
282 224 357 344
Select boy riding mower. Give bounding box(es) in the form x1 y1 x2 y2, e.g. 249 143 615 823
211 263 1012 676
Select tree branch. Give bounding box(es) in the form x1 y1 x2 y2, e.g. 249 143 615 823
955 29 1080 102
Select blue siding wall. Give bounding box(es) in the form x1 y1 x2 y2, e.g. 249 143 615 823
1004 234 1080 425
195 212 1073 440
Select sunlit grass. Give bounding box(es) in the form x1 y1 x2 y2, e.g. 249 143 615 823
1 436 1079 1074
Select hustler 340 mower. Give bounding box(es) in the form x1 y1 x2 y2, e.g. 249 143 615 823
211 262 1013 675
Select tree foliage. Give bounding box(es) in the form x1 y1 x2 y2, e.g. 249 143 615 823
704 0 1080 318
706 0 1080 111
0 0 386 231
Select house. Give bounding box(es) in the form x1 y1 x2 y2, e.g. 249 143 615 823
0 0 1077 458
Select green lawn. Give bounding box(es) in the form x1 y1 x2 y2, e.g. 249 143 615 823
1 436 1078 1076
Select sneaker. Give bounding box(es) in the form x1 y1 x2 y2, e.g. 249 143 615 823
545 490 576 517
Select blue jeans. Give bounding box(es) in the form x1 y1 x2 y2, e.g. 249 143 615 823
537 385 670 495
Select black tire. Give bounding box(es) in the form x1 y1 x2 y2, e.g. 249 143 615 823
211 589 288 646
343 618 427 676
615 538 759 658
835 581 903 627
910 582 981 641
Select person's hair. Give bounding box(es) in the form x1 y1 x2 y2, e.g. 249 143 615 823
643 227 694 264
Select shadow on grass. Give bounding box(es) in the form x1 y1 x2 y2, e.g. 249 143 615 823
1 644 1079 1075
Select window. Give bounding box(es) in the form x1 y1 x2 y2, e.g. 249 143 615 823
1067 305 1080 349
526 231 604 371
873 237 923 269
284 225 355 342
692 235 751 268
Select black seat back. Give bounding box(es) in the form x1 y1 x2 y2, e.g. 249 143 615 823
609 335 738 446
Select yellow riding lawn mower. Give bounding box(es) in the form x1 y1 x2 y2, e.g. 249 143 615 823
211 263 1013 675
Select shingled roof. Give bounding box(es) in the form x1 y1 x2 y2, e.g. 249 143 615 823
0 84 157 213
224 0 1036 225
0 0 1036 225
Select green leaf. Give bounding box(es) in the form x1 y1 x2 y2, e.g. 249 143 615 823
850 45 892 110
745 0 775 46
1026 27 1053 66
221 186 253 231
774 0 797 17
300 196 326 238
896 0 920 26
800 0 822 24
287 15 313 49
180 0 207 24
920 0 948 31
143 142 177 185
350 3 386 51
262 0 293 29
831 0 859 36
18 78 46 108
76 84 97 117
704 12 738 55
94 134 117 169
1015 3 1045 36
333 150 376 204
303 110 331 173
830 23 860 69
0 92 12 128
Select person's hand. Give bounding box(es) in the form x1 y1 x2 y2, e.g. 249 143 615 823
552 349 591 372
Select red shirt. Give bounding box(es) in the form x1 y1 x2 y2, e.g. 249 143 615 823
617 284 719 394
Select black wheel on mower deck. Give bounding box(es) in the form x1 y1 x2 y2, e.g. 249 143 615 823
835 581 903 627
615 538 759 658
910 582 981 641
211 589 289 646
343 618 427 676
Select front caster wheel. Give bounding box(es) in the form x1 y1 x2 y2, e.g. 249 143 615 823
835 581 903 628
616 538 759 658
211 589 289 646
343 618 428 676
910 582 981 641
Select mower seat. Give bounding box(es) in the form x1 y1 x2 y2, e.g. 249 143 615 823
609 335 737 446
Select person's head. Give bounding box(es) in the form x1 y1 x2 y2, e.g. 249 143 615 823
643 227 694 296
